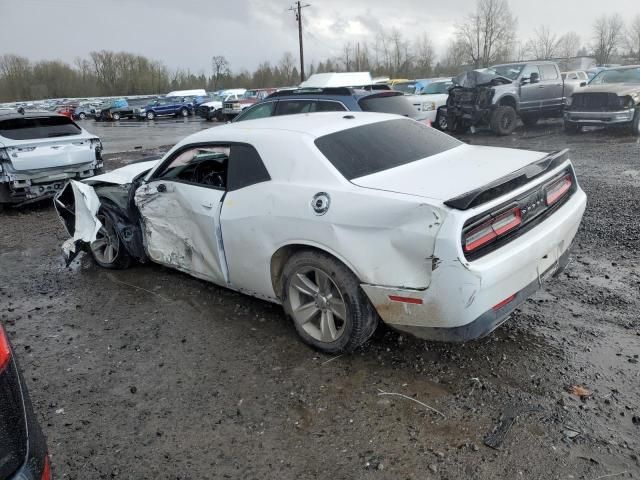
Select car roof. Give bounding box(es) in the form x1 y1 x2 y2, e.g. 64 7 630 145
185 111 403 141
0 110 67 121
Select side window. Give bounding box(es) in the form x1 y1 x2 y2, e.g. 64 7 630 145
227 145 271 191
154 145 230 189
540 64 559 80
275 100 314 116
313 101 348 112
578 72 588 80
236 102 276 121
521 64 540 80
568 73 578 80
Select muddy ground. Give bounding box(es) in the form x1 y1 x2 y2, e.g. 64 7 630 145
1 120 639 480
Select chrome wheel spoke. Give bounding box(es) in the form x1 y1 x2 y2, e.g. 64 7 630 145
294 301 320 325
327 297 347 320
104 245 115 263
320 310 338 342
292 273 319 297
315 269 332 296
92 237 107 249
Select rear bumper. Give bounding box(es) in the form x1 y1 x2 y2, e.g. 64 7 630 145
362 187 586 341
564 109 635 125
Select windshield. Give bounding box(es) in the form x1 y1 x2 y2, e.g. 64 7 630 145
589 67 640 84
392 82 417 95
490 64 525 80
244 90 258 98
421 81 452 95
315 119 461 180
358 93 419 118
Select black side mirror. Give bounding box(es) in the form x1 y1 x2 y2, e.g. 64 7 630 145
579 81 587 87
530 72 540 84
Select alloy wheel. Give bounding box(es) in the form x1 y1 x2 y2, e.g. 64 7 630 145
287 267 347 343
91 214 119 265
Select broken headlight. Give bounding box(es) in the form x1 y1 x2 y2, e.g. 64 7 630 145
565 96 573 107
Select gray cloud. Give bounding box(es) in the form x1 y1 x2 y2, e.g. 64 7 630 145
0 0 638 74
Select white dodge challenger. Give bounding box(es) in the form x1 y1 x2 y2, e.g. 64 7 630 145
55 112 587 352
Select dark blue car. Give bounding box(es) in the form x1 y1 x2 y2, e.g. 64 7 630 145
136 97 193 120
232 87 428 123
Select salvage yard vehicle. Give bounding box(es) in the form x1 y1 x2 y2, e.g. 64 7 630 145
197 93 244 121
444 61 574 135
404 79 454 129
136 98 193 120
96 98 151 121
0 322 52 480
222 88 277 120
0 111 103 210
55 112 586 352
564 65 640 136
232 88 430 123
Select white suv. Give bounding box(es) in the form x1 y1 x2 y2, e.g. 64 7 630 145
0 111 103 210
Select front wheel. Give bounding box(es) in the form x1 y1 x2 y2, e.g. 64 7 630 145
111 112 121 121
282 250 378 353
78 112 86 120
180 107 189 117
146 111 155 120
490 106 517 135
90 211 132 269
434 110 448 131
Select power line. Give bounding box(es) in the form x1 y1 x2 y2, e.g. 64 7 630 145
288 1 310 82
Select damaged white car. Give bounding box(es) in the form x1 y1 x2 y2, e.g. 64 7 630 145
55 112 586 352
0 111 103 210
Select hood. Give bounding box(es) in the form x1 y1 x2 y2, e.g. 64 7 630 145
86 158 161 185
351 144 546 202
201 100 223 108
576 83 640 96
453 69 512 88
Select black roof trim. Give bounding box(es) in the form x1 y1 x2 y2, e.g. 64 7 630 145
444 149 570 210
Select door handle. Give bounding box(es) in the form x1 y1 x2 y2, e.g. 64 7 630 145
202 201 214 209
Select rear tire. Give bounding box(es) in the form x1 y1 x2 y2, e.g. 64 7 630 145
90 210 132 269
434 110 448 131
490 106 517 135
78 112 86 120
111 112 121 121
146 111 155 120
281 250 379 353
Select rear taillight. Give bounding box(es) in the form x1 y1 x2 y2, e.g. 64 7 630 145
0 324 11 373
464 207 522 253
545 174 572 206
42 455 52 480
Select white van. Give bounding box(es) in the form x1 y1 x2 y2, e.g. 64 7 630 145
165 89 207 98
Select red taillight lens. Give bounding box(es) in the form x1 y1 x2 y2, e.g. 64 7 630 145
493 294 516 311
545 174 572 206
42 455 51 480
0 324 11 373
464 207 522 253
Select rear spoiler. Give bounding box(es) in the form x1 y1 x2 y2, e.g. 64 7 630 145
444 149 570 210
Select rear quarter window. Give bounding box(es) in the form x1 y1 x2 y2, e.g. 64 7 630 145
314 118 461 180
0 116 82 140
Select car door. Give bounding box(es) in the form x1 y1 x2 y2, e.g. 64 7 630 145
518 64 542 111
539 64 564 111
134 144 230 285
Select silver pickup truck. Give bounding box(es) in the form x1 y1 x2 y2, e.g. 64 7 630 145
443 61 575 135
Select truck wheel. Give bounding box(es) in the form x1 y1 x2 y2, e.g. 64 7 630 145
281 250 379 353
111 112 121 121
490 106 517 135
215 110 224 122
564 121 581 135
521 115 539 127
435 110 448 131
146 111 155 120
631 109 640 137
78 112 86 120
180 107 189 117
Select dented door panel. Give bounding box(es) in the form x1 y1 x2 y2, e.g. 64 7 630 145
134 181 227 285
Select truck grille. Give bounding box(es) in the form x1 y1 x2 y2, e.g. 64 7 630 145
571 93 621 111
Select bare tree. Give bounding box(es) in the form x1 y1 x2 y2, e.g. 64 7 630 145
625 14 640 62
414 34 435 77
526 25 559 60
557 32 581 59
278 52 296 84
211 55 230 90
340 43 352 72
592 14 624 65
455 0 517 68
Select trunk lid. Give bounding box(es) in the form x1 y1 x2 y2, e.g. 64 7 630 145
351 144 547 202
6 137 97 171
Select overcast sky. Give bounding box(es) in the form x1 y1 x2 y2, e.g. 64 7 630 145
1 0 638 73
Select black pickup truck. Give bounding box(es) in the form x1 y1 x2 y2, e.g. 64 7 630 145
443 61 575 135
95 98 155 121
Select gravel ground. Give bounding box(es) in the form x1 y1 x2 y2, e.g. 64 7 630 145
1 119 639 480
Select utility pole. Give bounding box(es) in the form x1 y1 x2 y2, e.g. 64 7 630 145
289 1 310 82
